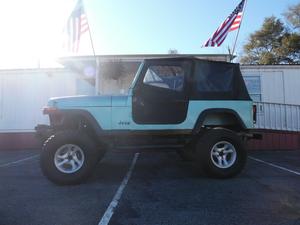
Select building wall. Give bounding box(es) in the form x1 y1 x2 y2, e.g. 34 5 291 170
248 130 300 150
240 65 300 150
0 69 80 132
241 65 300 105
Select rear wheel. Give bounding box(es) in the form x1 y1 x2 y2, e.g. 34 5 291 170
195 128 247 178
40 131 102 185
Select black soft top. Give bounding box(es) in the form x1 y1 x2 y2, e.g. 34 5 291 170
144 57 251 101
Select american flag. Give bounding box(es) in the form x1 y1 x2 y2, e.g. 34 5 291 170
63 0 89 53
203 0 245 47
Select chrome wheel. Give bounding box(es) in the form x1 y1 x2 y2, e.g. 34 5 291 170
210 141 237 169
54 144 85 174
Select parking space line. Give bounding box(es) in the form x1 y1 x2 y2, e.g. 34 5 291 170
249 156 300 176
0 154 39 168
98 152 140 225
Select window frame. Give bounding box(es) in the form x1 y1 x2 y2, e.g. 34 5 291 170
142 64 185 92
134 59 191 95
243 75 262 102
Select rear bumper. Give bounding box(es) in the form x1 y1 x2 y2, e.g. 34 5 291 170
251 133 263 140
238 131 263 140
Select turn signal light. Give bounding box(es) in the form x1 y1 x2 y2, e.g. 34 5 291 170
43 107 59 115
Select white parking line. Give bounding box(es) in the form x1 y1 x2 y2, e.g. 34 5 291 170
0 154 39 168
98 152 140 225
249 156 300 176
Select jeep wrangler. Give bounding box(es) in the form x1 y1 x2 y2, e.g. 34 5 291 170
36 57 259 185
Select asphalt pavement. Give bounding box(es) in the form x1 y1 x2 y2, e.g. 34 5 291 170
0 149 300 225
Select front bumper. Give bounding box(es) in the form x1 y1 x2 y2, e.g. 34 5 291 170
35 124 55 143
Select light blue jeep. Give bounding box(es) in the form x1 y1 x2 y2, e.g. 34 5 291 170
37 57 258 185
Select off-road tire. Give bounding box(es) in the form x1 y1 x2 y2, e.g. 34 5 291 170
195 128 247 178
40 131 101 185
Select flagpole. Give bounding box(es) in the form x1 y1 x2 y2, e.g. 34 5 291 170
82 0 99 95
86 25 100 95
87 23 96 57
231 0 248 61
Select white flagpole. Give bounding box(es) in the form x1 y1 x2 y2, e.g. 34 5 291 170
231 0 248 61
82 0 99 95
86 20 96 57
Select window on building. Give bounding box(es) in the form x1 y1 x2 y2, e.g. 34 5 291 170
243 76 261 102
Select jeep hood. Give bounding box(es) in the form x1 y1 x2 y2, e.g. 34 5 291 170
48 95 129 108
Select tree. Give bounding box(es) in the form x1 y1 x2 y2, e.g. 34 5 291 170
241 3 300 65
284 3 300 30
276 33 300 64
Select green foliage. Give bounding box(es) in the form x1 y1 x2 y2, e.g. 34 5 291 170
276 33 300 64
241 3 300 65
283 3 300 30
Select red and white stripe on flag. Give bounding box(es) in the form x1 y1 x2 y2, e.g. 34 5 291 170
62 0 89 53
202 0 245 47
230 12 243 31
80 14 89 34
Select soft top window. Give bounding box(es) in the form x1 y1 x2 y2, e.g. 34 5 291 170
196 63 234 92
143 65 184 92
192 60 251 100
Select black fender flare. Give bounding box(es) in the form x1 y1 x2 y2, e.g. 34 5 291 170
192 108 247 134
59 109 103 136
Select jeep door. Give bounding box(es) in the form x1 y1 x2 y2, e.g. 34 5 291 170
132 59 191 124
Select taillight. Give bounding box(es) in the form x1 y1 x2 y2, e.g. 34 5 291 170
253 104 257 123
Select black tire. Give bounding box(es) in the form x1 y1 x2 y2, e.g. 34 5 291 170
40 131 101 185
195 128 247 178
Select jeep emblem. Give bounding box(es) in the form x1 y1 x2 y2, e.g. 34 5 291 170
118 121 130 125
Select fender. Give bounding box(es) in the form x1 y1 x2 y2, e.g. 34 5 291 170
192 108 247 134
58 109 103 136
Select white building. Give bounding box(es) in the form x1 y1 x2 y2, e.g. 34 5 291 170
241 65 300 105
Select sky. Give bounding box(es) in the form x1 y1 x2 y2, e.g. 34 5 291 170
0 0 299 69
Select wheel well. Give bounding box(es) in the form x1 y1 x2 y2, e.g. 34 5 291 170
193 110 246 133
203 112 244 129
50 112 99 141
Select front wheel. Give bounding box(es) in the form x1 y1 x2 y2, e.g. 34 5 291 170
40 131 101 185
195 128 247 178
